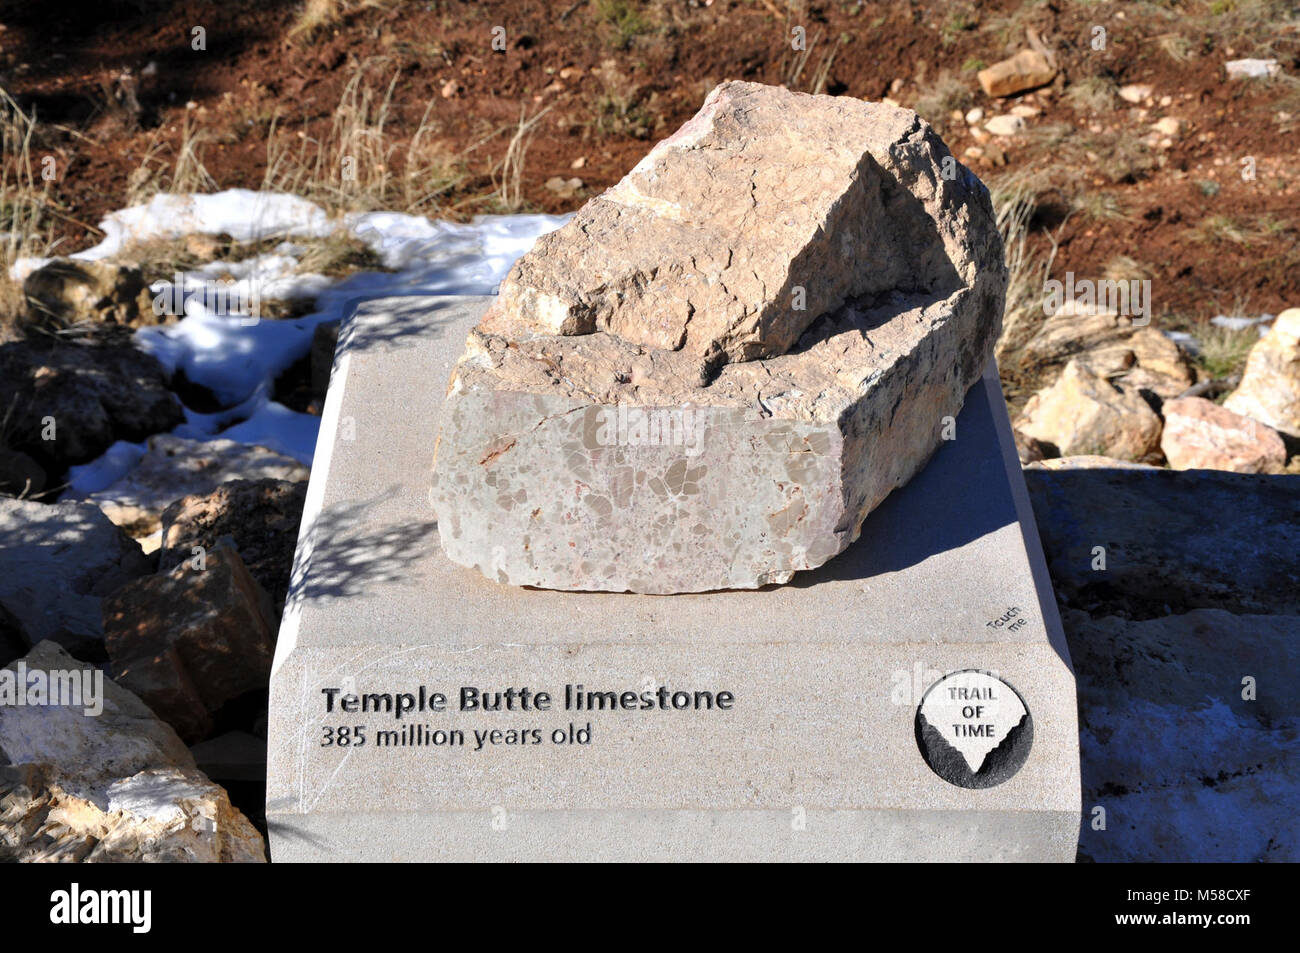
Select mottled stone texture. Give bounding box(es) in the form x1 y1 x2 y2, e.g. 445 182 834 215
488 82 995 368
431 83 1006 593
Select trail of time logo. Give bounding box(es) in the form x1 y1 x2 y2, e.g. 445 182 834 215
915 670 1033 789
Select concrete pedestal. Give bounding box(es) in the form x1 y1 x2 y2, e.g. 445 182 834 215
267 295 1081 862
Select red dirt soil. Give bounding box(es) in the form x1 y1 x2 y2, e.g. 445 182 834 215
2 0 1298 324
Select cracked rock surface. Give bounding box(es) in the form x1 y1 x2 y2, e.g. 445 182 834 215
431 82 1005 593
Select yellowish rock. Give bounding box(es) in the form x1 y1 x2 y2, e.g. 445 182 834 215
978 50 1056 98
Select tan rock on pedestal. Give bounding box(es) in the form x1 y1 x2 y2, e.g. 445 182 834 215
431 82 1006 593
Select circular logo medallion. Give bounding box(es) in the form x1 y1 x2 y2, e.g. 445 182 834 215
915 670 1032 789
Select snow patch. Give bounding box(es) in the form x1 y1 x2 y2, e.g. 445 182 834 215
51 192 566 485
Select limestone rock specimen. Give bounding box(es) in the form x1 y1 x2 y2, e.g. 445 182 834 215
487 81 994 368
431 83 1006 593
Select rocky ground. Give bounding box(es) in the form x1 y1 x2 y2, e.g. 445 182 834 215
0 1 1297 862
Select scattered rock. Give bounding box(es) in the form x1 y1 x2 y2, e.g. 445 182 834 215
1022 312 1195 399
1225 58 1281 80
1025 455 1156 471
1125 327 1197 385
440 79 461 98
1025 466 1300 617
1151 116 1182 137
0 339 183 475
1113 365 1193 402
86 434 309 539
1022 307 1140 366
1074 328 1197 402
433 82 1007 592
1010 104 1040 118
570 155 587 169
964 106 984 124
1070 609 1298 862
543 175 585 199
1118 83 1153 104
0 641 266 862
0 448 45 498
1015 360 1163 462
1160 396 1287 473
21 258 157 332
184 233 222 260
977 50 1056 98
984 114 1026 137
0 498 150 655
103 542 277 743
1224 307 1300 437
158 478 308 614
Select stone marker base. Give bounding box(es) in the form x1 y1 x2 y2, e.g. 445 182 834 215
267 296 1081 862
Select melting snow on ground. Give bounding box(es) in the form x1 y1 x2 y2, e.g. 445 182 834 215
48 189 568 492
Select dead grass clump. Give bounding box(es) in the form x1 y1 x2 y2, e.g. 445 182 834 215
988 169 1062 361
491 104 554 213
289 0 396 43
263 58 466 215
589 61 656 139
1193 322 1258 381
913 72 975 134
1065 75 1118 115
0 89 59 336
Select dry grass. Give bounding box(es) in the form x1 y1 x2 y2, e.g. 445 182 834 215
126 106 218 205
806 34 848 95
593 0 656 50
288 0 396 43
590 61 656 139
0 89 59 337
1103 254 1153 284
1155 33 1196 63
1193 322 1258 380
263 58 467 215
988 170 1062 361
491 104 554 213
1083 131 1158 184
1065 75 1118 115
1072 188 1131 222
1193 212 1290 246
779 20 849 95
913 71 975 134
